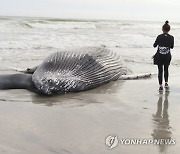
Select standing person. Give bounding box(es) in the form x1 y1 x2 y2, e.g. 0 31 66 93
153 21 174 92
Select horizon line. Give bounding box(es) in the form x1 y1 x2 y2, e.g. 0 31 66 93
0 14 166 23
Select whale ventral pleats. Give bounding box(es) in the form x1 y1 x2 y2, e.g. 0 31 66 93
32 47 127 95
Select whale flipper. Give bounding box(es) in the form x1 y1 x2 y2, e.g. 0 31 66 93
9 66 39 74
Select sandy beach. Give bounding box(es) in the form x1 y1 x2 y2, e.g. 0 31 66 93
1 17 180 154
0 69 180 154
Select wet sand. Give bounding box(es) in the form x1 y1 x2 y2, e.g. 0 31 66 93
0 71 180 154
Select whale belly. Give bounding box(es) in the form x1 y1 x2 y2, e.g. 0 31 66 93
32 47 127 95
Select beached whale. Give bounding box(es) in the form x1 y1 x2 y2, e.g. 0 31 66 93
0 47 152 95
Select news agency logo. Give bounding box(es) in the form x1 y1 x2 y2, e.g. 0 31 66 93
105 135 119 149
105 135 176 150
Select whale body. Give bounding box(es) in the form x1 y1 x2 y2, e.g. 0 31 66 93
32 47 127 95
0 47 127 95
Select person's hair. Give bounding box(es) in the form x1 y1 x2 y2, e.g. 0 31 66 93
162 20 170 32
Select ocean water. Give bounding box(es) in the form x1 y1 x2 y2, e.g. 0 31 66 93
1 16 180 154
0 16 180 72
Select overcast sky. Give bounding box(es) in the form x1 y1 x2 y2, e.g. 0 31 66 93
0 0 179 21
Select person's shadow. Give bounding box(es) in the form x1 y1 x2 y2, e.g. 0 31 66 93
151 92 172 153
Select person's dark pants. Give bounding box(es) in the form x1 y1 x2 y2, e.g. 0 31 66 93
158 65 169 85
